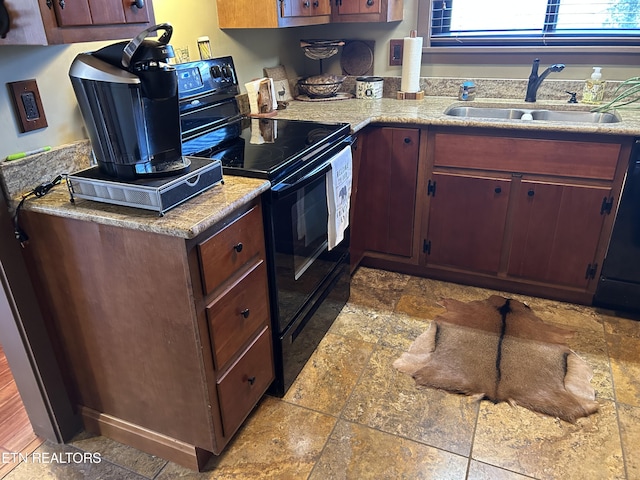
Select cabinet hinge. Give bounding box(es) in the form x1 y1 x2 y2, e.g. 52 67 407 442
427 179 436 197
585 263 598 279
600 196 614 215
423 239 431 254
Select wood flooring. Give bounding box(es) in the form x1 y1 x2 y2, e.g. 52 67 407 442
0 343 42 478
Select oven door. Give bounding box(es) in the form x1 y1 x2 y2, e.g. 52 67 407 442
265 140 352 333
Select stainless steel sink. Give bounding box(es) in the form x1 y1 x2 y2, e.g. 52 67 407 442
529 110 620 123
444 105 621 123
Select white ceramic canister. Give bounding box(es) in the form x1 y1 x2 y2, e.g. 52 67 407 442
356 76 383 99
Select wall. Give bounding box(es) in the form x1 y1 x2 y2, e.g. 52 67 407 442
0 0 638 161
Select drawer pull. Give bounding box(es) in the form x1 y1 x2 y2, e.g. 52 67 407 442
233 242 244 253
494 186 502 194
241 308 250 319
247 376 256 385
527 189 535 197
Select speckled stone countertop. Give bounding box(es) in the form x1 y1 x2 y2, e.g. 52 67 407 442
272 95 640 136
0 140 269 239
3 78 639 239
19 175 270 239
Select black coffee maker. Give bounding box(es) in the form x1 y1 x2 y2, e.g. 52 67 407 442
69 24 189 179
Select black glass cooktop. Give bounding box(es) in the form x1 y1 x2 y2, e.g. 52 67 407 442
182 117 350 182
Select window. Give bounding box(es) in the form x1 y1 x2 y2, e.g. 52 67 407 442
422 0 640 47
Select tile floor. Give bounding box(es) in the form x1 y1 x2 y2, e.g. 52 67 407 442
3 267 640 479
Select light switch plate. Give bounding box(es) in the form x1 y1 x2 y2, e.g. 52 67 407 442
389 39 404 66
8 79 48 133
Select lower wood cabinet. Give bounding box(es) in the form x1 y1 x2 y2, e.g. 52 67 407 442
507 180 610 288
352 126 421 262
20 199 273 471
425 172 511 274
353 125 634 305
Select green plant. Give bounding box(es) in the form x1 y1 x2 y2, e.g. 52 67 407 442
593 77 640 113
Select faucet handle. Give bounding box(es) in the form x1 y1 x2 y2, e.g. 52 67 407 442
565 91 578 103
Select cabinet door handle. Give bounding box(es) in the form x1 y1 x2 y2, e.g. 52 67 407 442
367 0 374 5
527 189 535 197
59 0 65 9
404 137 411 144
132 0 145 8
303 0 310 7
247 376 256 385
233 242 244 253
241 308 250 319
494 187 502 194
313 0 319 6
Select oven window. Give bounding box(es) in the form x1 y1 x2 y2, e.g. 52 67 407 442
291 179 329 280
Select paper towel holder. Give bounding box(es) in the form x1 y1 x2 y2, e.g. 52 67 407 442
397 30 424 100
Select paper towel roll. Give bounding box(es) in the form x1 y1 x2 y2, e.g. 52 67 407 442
400 34 423 93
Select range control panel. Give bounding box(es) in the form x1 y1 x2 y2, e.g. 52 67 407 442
175 56 239 99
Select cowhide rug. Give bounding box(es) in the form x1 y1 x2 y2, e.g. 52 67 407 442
393 295 598 423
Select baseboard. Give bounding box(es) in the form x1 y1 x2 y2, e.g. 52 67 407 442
80 406 212 471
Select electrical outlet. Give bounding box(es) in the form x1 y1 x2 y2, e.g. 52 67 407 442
7 79 48 132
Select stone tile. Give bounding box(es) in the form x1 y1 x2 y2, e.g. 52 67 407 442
3 441 148 480
283 332 375 416
378 312 432 351
603 313 640 339
69 431 166 478
342 346 478 457
467 460 536 480
329 302 390 344
606 333 640 407
351 266 411 293
617 402 640 480
156 396 336 479
348 267 409 312
564 327 613 401
308 419 468 480
472 399 625 480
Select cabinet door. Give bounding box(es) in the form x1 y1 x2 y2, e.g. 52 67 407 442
53 0 148 26
354 127 419 258
425 172 511 274
508 181 609 288
284 0 330 17
336 0 382 14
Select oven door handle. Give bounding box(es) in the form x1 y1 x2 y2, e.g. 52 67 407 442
271 137 354 198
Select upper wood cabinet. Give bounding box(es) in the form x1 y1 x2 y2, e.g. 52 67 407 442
217 0 331 28
0 0 155 46
331 0 403 23
216 0 401 28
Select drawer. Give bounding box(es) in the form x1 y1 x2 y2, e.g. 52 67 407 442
198 204 266 296
434 133 620 180
206 260 270 370
217 326 274 437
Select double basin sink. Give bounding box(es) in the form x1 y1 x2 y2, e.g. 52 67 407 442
444 105 621 124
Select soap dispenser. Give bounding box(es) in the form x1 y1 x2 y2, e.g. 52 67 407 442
582 67 605 104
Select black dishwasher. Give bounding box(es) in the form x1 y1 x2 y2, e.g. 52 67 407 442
594 139 640 314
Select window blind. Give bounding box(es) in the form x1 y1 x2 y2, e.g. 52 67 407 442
428 0 640 46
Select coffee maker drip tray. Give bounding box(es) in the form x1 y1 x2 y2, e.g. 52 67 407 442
66 157 223 216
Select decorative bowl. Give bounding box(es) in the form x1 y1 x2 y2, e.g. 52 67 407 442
297 74 346 98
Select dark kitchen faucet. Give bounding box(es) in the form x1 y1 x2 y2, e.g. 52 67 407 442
525 58 565 102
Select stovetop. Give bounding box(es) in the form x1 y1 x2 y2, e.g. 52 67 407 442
182 116 350 182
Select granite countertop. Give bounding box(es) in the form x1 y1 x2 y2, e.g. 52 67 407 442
4 90 639 240
17 175 270 239
272 95 640 136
